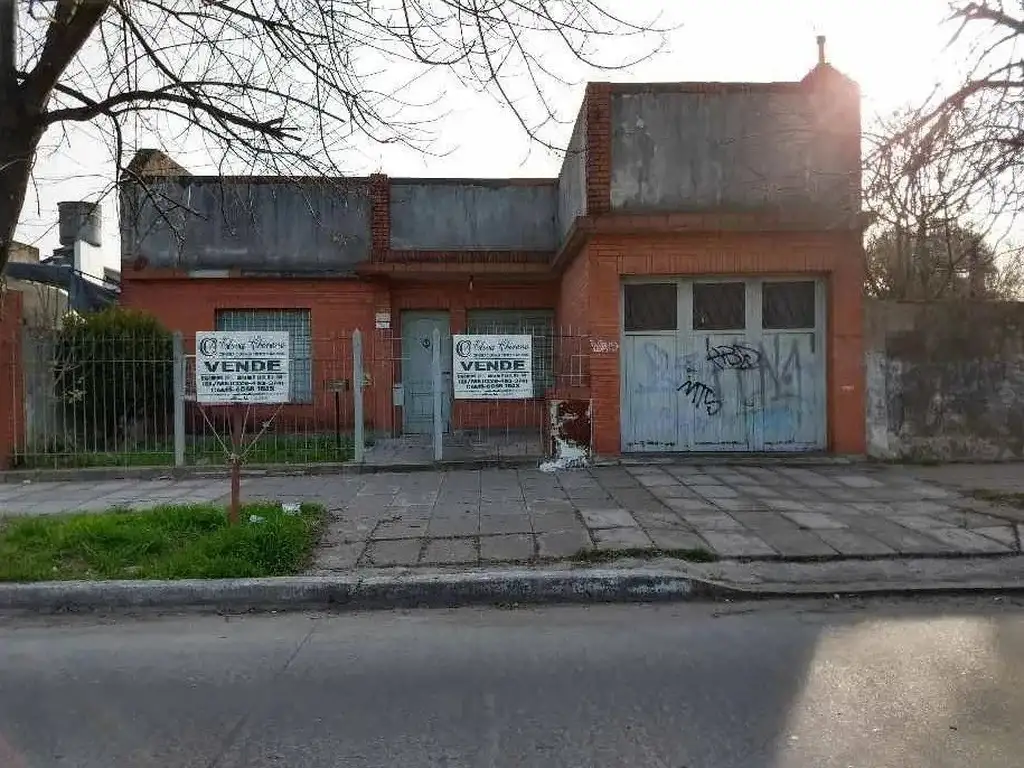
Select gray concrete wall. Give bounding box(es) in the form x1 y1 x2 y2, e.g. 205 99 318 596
120 178 371 272
610 89 859 216
557 114 586 240
865 299 1024 460
390 181 557 251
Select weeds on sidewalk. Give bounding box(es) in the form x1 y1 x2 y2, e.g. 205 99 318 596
0 503 325 581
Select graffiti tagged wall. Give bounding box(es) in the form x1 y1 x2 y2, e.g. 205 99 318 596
866 299 1024 460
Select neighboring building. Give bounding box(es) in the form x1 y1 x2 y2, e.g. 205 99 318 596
118 42 866 457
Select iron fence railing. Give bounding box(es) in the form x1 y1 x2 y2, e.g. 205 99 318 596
5 324 592 469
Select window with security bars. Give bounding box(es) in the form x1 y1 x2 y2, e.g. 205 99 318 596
762 281 816 329
215 309 313 402
693 282 746 330
466 310 554 397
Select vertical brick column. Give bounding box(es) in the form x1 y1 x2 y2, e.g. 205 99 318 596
828 232 866 454
368 173 390 261
586 248 621 456
584 83 612 217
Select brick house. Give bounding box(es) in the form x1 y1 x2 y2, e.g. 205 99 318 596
112 49 866 459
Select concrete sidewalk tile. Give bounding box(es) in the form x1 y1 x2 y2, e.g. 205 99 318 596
782 511 848 530
764 498 810 512
537 529 592 558
422 538 478 565
701 532 776 557
578 508 638 529
646 529 708 551
852 518 956 555
746 486 784 499
695 485 740 499
370 519 430 540
937 511 1011 529
527 499 574 513
593 526 653 550
479 515 533 535
729 511 802 532
634 473 680 487
922 527 1013 554
480 533 535 562
529 512 585 533
815 529 897 556
681 513 744 531
708 498 767 512
835 474 883 489
427 516 479 537
649 484 701 500
974 526 1018 548
663 498 716 513
363 539 423 566
631 508 691 530
891 500 952 515
313 542 365 571
755 529 837 558
890 514 954 532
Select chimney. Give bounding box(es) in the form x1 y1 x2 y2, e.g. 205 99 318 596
816 35 827 66
57 201 102 248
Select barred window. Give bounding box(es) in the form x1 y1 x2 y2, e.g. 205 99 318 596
215 309 312 402
466 309 554 397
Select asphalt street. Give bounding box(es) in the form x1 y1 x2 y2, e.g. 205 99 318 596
1 597 1023 767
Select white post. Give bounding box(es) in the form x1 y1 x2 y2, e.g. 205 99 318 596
353 330 364 463
431 327 442 462
172 332 185 467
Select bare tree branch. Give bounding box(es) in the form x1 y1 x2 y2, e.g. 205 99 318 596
1 0 674 270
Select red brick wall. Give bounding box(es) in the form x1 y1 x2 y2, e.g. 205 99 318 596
579 230 865 456
584 82 612 216
121 276 561 436
0 292 24 469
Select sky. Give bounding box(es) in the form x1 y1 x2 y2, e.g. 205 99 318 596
13 0 957 273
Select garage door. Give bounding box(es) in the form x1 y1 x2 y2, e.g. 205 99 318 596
621 278 826 452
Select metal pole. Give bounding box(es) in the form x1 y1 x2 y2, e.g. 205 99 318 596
353 329 364 463
172 332 185 467
431 327 442 462
229 406 243 525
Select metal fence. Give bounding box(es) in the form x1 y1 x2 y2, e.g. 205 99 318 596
5 322 591 469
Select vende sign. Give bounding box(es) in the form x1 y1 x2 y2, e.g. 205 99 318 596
195 331 290 404
453 334 532 400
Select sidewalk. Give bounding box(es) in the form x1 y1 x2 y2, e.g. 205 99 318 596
3 462 1024 570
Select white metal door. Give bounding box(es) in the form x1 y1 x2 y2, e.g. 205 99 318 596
621 278 826 452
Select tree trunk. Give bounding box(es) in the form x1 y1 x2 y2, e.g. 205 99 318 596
0 87 43 273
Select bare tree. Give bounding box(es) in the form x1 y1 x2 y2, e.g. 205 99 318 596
0 0 669 271
865 101 1024 299
885 2 1024 231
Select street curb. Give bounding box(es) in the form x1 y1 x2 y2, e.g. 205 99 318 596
2 567 1024 614
0 569 721 614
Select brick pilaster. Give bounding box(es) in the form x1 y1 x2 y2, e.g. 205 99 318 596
584 83 612 216
368 173 390 261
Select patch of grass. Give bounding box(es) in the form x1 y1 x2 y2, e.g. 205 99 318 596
12 434 353 470
570 546 718 565
0 502 325 582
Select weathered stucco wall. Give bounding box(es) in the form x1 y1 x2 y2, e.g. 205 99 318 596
121 178 371 273
609 87 859 217
390 180 557 251
557 113 586 240
866 299 1024 460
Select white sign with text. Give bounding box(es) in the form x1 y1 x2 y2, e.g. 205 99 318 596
453 334 533 399
195 331 290 404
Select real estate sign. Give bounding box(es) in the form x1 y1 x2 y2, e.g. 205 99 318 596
195 331 290 404
453 334 533 399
